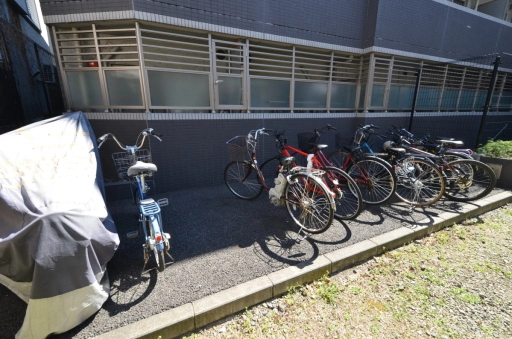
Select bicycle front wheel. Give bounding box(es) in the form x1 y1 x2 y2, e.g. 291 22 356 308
284 173 334 234
443 159 496 202
224 161 264 200
394 158 445 206
320 166 363 220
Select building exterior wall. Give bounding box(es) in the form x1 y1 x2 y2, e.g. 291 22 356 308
0 0 63 132
38 0 512 198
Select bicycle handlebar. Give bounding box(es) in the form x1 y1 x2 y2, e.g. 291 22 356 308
248 128 273 141
359 124 380 130
97 128 162 150
314 124 337 137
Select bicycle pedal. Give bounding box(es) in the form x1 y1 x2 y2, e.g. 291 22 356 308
126 231 139 239
157 198 169 207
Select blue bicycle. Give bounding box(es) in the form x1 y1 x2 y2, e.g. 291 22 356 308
97 128 172 273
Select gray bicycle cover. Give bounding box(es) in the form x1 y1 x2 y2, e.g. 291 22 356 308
0 112 119 339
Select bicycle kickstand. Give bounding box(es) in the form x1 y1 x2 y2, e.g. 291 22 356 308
141 245 150 274
407 203 416 213
165 248 175 263
294 228 308 243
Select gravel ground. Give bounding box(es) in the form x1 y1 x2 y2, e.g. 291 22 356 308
184 203 512 339
0 186 508 338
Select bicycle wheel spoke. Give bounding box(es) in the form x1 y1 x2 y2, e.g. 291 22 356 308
348 158 396 205
224 161 263 200
443 160 496 202
321 167 362 220
285 174 334 234
394 158 445 206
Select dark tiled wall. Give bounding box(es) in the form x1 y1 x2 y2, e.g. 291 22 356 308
41 0 512 61
89 113 511 201
40 0 133 15
374 0 512 59
132 0 370 48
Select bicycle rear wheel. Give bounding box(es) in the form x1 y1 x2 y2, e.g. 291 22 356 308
394 157 445 206
224 161 264 200
327 151 396 205
284 173 334 234
155 248 165 272
320 166 363 220
443 159 496 202
326 150 351 170
348 157 396 205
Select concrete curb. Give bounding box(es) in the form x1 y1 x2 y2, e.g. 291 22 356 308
95 191 512 339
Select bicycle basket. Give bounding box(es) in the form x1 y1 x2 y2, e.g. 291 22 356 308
297 132 319 153
335 133 353 150
226 136 251 162
112 149 152 179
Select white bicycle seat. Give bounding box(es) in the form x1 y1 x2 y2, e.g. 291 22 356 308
127 161 157 176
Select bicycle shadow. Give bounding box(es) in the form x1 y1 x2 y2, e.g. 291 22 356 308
306 218 352 246
356 197 442 229
253 215 320 268
103 269 158 315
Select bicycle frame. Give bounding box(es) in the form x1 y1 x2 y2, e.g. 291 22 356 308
231 128 336 204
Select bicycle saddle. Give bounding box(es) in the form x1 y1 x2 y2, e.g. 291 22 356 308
279 156 295 166
311 144 328 150
127 161 158 176
436 139 464 148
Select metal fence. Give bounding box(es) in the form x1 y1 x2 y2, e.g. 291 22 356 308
0 19 64 133
408 54 512 148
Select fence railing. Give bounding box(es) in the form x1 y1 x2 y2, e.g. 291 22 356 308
409 54 512 148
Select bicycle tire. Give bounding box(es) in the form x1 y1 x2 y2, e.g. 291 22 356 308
442 159 496 202
444 151 473 162
284 173 334 234
224 161 264 200
327 151 397 205
320 166 363 220
155 248 165 272
259 157 282 188
394 157 445 206
326 150 351 170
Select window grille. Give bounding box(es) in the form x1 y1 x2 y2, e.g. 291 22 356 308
55 26 97 69
25 0 40 30
96 26 138 67
331 54 360 83
294 48 331 81
55 24 139 69
141 26 209 72
248 42 293 79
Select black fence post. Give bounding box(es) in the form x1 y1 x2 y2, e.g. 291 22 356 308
475 55 501 148
408 67 422 132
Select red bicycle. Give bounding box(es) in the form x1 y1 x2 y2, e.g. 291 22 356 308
259 128 363 220
224 128 337 234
